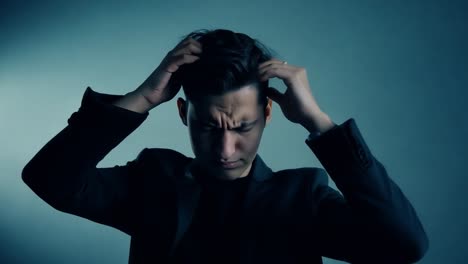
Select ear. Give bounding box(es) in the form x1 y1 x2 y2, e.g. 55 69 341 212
177 97 188 126
264 97 273 125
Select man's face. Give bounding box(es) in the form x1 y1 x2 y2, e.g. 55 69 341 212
177 85 272 181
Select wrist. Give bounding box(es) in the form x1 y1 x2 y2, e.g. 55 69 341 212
112 89 156 114
301 112 336 134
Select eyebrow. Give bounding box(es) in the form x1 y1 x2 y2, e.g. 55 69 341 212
204 119 258 127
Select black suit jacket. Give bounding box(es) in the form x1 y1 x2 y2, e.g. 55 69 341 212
22 87 429 263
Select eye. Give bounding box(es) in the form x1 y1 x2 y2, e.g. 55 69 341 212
235 126 252 133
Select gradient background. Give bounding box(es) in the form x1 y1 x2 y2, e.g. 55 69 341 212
1 0 467 263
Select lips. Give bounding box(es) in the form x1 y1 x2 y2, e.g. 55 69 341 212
217 160 240 169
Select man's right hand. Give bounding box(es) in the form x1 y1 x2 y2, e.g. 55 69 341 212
112 37 202 113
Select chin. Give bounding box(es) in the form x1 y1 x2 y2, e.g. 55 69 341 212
194 158 250 180
204 165 242 180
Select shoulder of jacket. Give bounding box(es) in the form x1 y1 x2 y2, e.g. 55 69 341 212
273 167 329 187
136 147 188 160
134 148 192 175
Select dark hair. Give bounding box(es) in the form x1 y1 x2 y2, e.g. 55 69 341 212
173 28 278 106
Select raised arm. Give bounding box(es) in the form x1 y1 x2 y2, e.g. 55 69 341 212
259 58 428 262
22 87 149 235
22 36 204 235
306 118 429 263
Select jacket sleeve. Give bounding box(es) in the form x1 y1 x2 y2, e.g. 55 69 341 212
22 87 149 236
305 118 429 263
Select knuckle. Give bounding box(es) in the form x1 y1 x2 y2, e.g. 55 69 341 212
186 43 196 50
186 39 196 47
294 67 306 77
174 53 185 60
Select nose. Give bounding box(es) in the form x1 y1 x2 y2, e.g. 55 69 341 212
216 130 236 161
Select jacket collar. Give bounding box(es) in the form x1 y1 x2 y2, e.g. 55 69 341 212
250 154 274 182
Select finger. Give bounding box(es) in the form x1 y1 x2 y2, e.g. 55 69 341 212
259 64 292 82
186 37 202 49
258 60 290 76
176 37 202 50
166 54 200 73
172 42 202 56
258 58 283 67
258 58 286 68
183 38 203 52
266 87 284 104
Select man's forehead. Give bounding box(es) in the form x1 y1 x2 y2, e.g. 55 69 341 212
188 85 262 120
190 102 259 122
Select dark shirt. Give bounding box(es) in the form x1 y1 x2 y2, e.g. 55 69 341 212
171 169 252 264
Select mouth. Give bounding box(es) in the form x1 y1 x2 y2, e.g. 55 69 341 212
217 160 241 169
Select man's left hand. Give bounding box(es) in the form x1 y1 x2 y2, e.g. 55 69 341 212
258 58 336 134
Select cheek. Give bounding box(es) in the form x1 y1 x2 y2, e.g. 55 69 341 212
238 129 263 153
188 128 215 155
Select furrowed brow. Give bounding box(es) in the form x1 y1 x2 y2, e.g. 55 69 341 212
203 119 258 127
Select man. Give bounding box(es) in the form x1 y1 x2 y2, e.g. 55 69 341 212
22 29 428 263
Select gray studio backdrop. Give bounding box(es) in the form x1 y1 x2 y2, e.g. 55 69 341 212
1 0 466 263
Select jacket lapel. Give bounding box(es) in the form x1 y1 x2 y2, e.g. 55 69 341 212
239 155 274 263
169 160 201 257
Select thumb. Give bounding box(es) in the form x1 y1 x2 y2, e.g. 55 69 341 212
266 87 283 105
